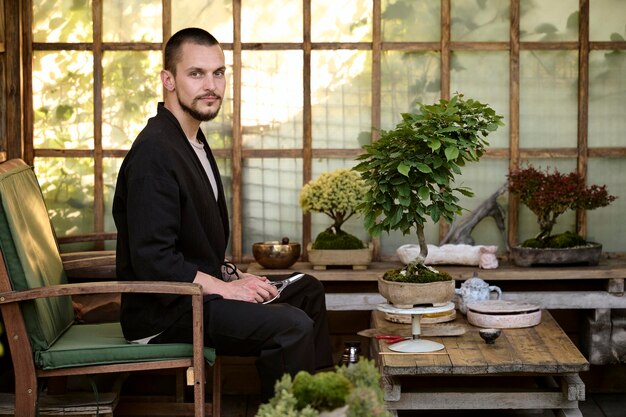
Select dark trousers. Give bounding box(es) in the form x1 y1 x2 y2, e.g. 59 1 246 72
150 274 334 401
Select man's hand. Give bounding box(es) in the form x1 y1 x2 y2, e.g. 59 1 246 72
194 271 278 303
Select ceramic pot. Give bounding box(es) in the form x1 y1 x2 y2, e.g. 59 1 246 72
510 243 602 267
307 242 373 270
455 276 501 314
378 276 455 309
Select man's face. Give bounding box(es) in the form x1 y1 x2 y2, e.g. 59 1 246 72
172 43 226 122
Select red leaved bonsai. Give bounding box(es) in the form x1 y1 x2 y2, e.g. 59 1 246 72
508 165 617 248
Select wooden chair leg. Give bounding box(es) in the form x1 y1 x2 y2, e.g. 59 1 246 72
212 357 221 417
14 376 38 417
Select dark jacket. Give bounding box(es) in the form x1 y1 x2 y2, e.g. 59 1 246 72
113 103 229 340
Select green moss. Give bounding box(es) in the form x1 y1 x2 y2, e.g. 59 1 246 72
312 228 364 250
522 231 589 249
383 261 452 283
292 371 352 411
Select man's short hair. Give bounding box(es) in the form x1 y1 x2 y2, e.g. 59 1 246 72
164 28 220 75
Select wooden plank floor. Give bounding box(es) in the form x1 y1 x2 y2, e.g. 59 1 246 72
219 393 625 417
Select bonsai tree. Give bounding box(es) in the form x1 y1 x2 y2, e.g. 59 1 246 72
256 359 391 417
353 93 503 280
299 168 367 249
508 165 617 248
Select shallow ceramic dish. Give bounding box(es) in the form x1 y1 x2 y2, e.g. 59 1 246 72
466 300 541 329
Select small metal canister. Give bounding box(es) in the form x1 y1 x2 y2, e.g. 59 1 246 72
339 341 361 366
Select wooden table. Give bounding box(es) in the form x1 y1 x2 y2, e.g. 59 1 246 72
371 309 589 416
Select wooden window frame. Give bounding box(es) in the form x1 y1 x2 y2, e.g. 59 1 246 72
18 0 626 261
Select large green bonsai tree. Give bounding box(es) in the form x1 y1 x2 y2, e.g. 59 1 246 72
354 93 503 277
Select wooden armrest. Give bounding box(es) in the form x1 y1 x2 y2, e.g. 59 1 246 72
0 281 202 304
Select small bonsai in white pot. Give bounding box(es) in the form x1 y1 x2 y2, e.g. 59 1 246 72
299 168 372 269
354 93 503 305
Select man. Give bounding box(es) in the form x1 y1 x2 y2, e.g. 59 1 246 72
113 27 333 401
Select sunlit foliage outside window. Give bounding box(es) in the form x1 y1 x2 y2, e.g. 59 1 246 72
29 0 626 256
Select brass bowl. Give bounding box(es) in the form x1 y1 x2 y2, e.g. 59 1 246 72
252 241 301 269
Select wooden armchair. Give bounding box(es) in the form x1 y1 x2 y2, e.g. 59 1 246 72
0 159 220 417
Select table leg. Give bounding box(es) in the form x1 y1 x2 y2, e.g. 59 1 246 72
388 313 445 353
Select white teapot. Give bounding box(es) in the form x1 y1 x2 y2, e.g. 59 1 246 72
455 275 502 314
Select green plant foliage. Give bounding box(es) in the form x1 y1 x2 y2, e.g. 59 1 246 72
522 231 590 249
256 374 319 417
345 387 390 417
256 359 389 417
336 359 384 402
292 371 352 411
382 261 453 283
300 168 367 233
312 228 365 250
354 93 503 261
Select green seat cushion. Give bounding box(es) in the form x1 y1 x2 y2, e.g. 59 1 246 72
35 322 215 370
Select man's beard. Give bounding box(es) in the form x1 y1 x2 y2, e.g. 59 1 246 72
178 93 222 122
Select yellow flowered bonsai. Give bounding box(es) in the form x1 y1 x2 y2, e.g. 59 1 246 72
299 168 367 249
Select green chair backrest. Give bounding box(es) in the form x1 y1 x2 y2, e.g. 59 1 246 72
0 160 74 352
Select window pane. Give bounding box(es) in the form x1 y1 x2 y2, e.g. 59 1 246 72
241 1 302 42
520 0 578 41
102 51 162 149
34 157 95 237
450 51 509 149
381 51 440 131
200 52 234 149
310 159 370 245
33 0 92 42
104 157 122 236
241 51 303 149
172 0 234 43
242 158 302 255
589 50 626 147
520 51 578 148
311 0 372 42
103 0 162 42
33 51 94 149
382 0 440 42
312 51 371 149
451 0 509 42
448 160 509 250
588 159 626 252
590 0 626 41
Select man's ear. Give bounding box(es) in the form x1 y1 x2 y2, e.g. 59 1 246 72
161 69 175 92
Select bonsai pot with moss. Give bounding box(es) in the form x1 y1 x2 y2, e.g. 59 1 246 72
354 93 503 307
508 165 617 267
378 262 455 308
299 168 372 269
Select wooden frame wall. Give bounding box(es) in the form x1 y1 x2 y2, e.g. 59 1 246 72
11 0 626 261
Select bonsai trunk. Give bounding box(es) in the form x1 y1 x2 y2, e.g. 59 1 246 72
414 225 428 264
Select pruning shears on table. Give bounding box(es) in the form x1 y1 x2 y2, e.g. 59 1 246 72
375 335 410 344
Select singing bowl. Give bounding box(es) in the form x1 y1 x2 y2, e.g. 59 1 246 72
252 241 301 269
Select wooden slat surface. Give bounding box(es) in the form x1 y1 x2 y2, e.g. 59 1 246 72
249 259 626 282
372 310 588 377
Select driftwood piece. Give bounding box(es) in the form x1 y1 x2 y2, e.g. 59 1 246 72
441 182 508 248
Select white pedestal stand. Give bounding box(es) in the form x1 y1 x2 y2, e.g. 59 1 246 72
377 302 455 353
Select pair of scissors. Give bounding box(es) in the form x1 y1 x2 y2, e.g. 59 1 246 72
263 273 305 304
375 335 410 344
